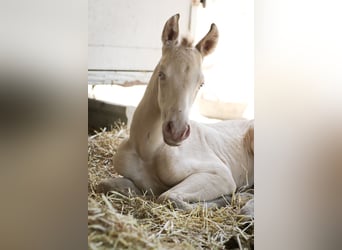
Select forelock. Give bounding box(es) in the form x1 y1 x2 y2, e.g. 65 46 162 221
180 36 194 47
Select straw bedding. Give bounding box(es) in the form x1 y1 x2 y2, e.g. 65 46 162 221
88 123 254 249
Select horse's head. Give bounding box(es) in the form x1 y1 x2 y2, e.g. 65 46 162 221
157 14 219 146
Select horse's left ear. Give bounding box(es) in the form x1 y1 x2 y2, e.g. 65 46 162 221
162 14 180 46
195 24 219 57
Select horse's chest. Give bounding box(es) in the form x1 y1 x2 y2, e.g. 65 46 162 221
153 148 197 187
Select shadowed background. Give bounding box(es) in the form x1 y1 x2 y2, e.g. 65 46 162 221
0 0 341 249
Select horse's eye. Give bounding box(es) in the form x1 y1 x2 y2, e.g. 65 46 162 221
158 71 165 80
200 82 204 88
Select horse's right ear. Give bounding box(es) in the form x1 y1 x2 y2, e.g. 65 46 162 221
161 14 180 46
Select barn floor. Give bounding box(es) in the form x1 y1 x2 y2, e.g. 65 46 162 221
88 123 254 250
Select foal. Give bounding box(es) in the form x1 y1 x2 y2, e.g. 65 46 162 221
97 14 254 210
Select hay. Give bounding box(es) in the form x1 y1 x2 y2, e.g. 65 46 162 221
88 123 254 249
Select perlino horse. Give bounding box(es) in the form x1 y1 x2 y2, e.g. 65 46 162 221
96 14 254 211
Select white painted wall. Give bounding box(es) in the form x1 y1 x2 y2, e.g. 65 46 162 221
88 0 192 70
193 0 254 118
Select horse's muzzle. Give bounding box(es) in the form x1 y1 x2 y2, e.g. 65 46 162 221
162 121 190 146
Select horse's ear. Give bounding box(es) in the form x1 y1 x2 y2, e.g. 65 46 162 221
195 24 219 57
161 14 180 46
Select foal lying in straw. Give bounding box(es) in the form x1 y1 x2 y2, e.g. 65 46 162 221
97 14 254 214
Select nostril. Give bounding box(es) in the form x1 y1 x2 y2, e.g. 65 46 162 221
165 121 173 135
186 124 190 136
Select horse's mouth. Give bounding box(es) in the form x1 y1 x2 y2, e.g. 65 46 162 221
163 136 182 147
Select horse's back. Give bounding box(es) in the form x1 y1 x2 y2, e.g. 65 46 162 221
201 119 253 134
189 119 253 148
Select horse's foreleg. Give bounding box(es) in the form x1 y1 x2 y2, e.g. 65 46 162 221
95 139 144 196
95 177 142 196
157 170 236 210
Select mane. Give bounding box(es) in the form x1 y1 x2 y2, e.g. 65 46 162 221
180 35 194 48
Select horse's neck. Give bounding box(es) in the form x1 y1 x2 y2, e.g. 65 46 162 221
129 74 163 158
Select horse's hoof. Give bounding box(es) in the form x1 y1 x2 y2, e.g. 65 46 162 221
157 193 193 210
238 198 254 218
95 180 111 194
